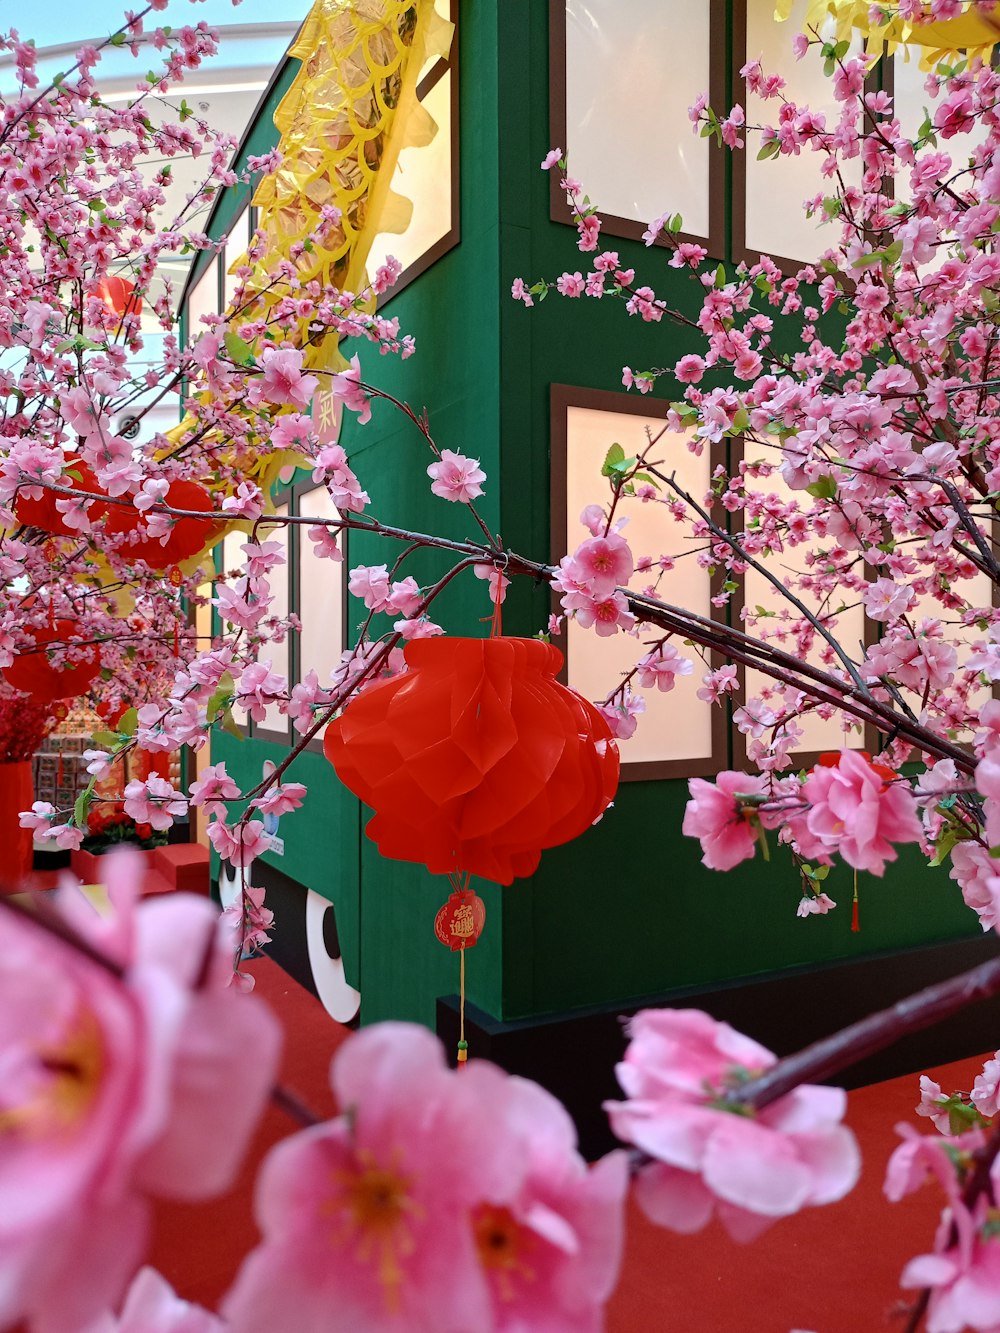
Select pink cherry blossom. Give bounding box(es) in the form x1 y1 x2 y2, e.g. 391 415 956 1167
682 771 769 871
0 854 280 1332
347 563 391 612
123 775 187 832
249 347 318 412
329 355 372 425
85 1267 226 1332
636 642 694 692
224 1023 627 1333
188 763 241 820
607 1009 859 1242
796 751 923 876
426 449 487 503
206 819 272 868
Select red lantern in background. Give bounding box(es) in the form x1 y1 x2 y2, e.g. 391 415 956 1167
324 637 620 886
13 454 105 536
2 620 100 703
95 276 141 320
103 479 219 569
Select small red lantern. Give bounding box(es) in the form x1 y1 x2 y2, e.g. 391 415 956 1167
2 620 101 703
324 637 620 885
95 276 141 320
103 479 218 569
13 454 105 536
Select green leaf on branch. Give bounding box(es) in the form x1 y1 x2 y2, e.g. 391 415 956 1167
221 706 244 740
757 139 780 161
223 331 256 367
206 671 235 724
117 708 138 737
806 475 838 500
73 781 96 829
600 443 626 477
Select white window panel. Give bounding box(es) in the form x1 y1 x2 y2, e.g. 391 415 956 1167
367 70 454 279
564 0 711 238
744 0 862 264
219 529 250 728
563 404 714 767
297 485 345 691
223 206 252 311
742 468 867 754
186 256 219 341
259 505 290 735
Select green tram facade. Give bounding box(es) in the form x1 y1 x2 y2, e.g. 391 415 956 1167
182 2 995 1139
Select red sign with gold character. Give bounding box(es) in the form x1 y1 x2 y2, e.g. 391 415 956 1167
434 889 485 952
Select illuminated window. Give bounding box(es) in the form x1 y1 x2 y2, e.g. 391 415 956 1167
255 503 291 741
735 0 863 268
186 256 219 340
738 465 868 761
366 0 459 291
295 485 345 695
552 386 724 778
222 205 253 311
552 0 724 254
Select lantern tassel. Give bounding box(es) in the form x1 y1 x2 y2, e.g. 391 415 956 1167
851 869 860 933
457 945 468 1065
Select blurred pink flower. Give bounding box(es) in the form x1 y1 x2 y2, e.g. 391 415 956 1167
607 1009 859 1242
86 1267 226 1332
224 1023 627 1333
0 851 281 1332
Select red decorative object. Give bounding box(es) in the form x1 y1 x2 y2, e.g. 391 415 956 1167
13 454 105 536
2 621 100 702
324 636 620 885
0 761 35 888
103 479 218 569
95 275 140 320
434 888 486 951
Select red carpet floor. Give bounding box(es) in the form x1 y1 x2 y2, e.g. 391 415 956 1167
144 958 986 1331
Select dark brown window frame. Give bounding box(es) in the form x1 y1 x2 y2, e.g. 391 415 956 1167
548 0 727 262
550 383 728 782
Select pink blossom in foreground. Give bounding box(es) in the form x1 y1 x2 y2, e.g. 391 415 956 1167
248 346 318 412
949 842 1000 934
0 852 280 1332
682 771 769 870
598 690 645 741
188 762 241 820
223 1023 627 1333
426 449 487 503
972 1051 1000 1119
795 751 923 876
84 1267 227 1332
607 1009 860 1243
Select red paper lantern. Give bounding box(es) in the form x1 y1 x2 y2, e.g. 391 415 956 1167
2 620 100 703
324 636 620 885
95 276 140 320
104 479 218 569
13 454 105 536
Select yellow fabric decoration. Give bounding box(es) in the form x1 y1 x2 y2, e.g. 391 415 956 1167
161 0 453 548
774 1 998 68
239 0 453 371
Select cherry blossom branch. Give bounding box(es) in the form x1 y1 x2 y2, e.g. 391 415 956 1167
739 953 1000 1111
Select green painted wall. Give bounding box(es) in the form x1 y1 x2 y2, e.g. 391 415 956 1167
197 0 978 1032
489 0 978 1022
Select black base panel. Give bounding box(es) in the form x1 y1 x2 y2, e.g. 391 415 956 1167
438 933 1000 1160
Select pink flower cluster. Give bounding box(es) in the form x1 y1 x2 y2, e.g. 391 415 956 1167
223 1024 628 1332
0 852 280 1331
608 1010 859 1242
